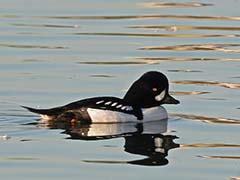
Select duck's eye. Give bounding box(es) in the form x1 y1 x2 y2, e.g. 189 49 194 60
152 88 158 92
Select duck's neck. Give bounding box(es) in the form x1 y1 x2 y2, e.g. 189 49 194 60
123 93 160 108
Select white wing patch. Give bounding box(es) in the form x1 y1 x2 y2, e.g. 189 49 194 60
119 106 133 111
95 100 135 113
96 100 120 107
96 100 104 104
111 102 118 106
155 89 166 102
104 101 112 105
121 106 127 110
116 104 123 108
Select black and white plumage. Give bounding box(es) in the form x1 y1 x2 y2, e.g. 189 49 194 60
22 71 180 123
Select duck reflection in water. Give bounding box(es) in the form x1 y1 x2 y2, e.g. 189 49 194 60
40 119 179 166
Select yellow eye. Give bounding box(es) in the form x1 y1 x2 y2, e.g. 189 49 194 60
152 88 158 92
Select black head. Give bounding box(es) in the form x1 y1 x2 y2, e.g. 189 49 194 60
123 71 180 108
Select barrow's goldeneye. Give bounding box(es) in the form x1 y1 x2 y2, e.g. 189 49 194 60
22 71 180 123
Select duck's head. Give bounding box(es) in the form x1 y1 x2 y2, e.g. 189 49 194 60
123 71 180 108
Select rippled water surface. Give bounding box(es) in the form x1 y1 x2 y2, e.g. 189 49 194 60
0 0 240 179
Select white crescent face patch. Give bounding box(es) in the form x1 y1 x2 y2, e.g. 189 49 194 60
155 89 166 102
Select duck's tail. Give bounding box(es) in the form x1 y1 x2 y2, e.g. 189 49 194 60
22 106 48 114
21 106 62 120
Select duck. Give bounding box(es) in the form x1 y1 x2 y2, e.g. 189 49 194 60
22 71 180 123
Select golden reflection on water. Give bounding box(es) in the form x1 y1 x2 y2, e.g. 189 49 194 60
0 1 239 179
139 44 240 53
182 144 240 161
231 177 240 180
171 80 240 89
139 2 212 8
182 143 240 148
198 155 240 160
170 113 240 125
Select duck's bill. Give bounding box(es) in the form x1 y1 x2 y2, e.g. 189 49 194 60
162 94 180 104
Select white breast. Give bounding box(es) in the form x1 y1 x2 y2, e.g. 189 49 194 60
87 106 168 123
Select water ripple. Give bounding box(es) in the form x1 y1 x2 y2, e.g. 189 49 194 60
0 43 68 49
72 32 238 38
168 69 203 72
134 57 240 61
139 44 240 53
171 80 240 89
139 2 213 8
198 155 240 160
182 143 240 148
1 14 240 21
11 23 80 29
4 157 39 161
129 25 240 32
170 113 240 125
170 91 210 96
77 61 157 65
89 74 115 78
199 97 226 101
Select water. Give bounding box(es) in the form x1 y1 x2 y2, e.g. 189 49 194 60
0 0 240 179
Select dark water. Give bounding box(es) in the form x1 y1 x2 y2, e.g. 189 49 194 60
0 0 240 179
